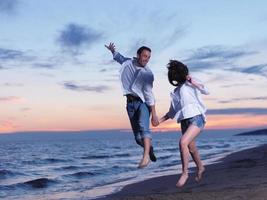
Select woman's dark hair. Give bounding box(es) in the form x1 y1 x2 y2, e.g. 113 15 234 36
167 60 188 86
137 46 151 55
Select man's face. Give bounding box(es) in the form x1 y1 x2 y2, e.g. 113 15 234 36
137 50 151 67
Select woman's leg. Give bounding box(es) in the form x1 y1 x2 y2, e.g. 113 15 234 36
177 124 202 187
188 140 205 182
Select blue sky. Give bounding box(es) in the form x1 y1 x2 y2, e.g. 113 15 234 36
1 0 267 133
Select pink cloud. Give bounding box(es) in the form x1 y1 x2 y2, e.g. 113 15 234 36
0 120 18 133
0 96 25 103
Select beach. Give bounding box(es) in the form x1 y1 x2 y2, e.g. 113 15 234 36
100 144 267 200
1 130 266 200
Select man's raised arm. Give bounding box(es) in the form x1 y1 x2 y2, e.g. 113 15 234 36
105 42 130 64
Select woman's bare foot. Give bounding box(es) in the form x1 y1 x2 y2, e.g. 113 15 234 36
176 172 189 187
138 156 150 169
195 166 205 182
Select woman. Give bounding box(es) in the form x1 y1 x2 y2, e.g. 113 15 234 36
156 60 209 187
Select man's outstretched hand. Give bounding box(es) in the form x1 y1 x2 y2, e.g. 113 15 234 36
105 42 116 54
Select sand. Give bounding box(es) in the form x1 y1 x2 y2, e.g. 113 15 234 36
98 144 267 200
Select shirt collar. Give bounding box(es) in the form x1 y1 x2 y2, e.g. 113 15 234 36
133 57 146 68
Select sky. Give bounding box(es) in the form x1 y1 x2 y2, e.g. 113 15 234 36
1 0 267 133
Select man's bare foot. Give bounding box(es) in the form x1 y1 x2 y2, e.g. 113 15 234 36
195 167 205 182
176 172 189 187
138 156 150 169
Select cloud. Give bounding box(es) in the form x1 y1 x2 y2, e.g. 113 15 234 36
240 64 267 77
33 63 56 69
0 0 18 14
0 48 43 69
148 10 188 48
1 83 23 87
39 73 55 78
0 96 24 103
186 45 255 61
124 10 187 55
0 120 17 132
63 81 110 93
207 108 267 115
57 23 103 54
221 83 249 88
127 27 187 55
0 48 25 60
0 48 36 68
183 45 257 71
20 107 31 112
168 27 187 41
127 38 148 55
99 69 107 72
182 60 215 71
218 96 267 104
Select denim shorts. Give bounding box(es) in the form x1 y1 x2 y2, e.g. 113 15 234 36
181 114 205 134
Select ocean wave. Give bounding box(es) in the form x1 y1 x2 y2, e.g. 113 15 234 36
161 147 178 152
60 165 81 170
157 155 173 160
215 144 231 148
198 144 213 150
20 178 57 188
81 155 109 159
0 169 23 179
81 153 130 160
113 153 131 158
158 160 180 168
65 171 97 178
0 169 14 176
109 165 134 171
43 158 69 163
22 158 69 165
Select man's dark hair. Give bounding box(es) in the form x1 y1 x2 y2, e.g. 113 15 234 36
167 60 189 86
137 46 151 55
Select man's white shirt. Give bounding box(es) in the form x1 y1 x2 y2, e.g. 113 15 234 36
113 52 155 106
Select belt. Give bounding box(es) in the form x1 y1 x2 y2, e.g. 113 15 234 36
126 94 142 102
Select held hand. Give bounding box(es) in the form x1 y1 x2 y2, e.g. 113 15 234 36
105 42 116 54
187 75 197 86
151 115 159 127
186 75 203 89
186 75 192 83
158 115 169 125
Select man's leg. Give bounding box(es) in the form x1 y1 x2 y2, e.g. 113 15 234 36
138 137 151 168
149 146 157 162
126 101 143 147
137 103 155 168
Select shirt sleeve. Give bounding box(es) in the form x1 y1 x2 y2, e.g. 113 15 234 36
142 70 155 106
191 77 210 95
166 92 179 119
166 102 176 119
113 51 131 65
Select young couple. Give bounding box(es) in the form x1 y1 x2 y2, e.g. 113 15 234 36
105 43 209 187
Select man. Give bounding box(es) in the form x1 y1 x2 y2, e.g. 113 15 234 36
105 42 159 168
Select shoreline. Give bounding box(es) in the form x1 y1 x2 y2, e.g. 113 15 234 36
98 143 267 200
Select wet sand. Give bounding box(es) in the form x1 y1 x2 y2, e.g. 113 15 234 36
99 144 267 200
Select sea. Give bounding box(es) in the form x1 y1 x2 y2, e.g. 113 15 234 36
0 128 266 200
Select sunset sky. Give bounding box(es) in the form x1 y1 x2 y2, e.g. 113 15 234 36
1 0 267 133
